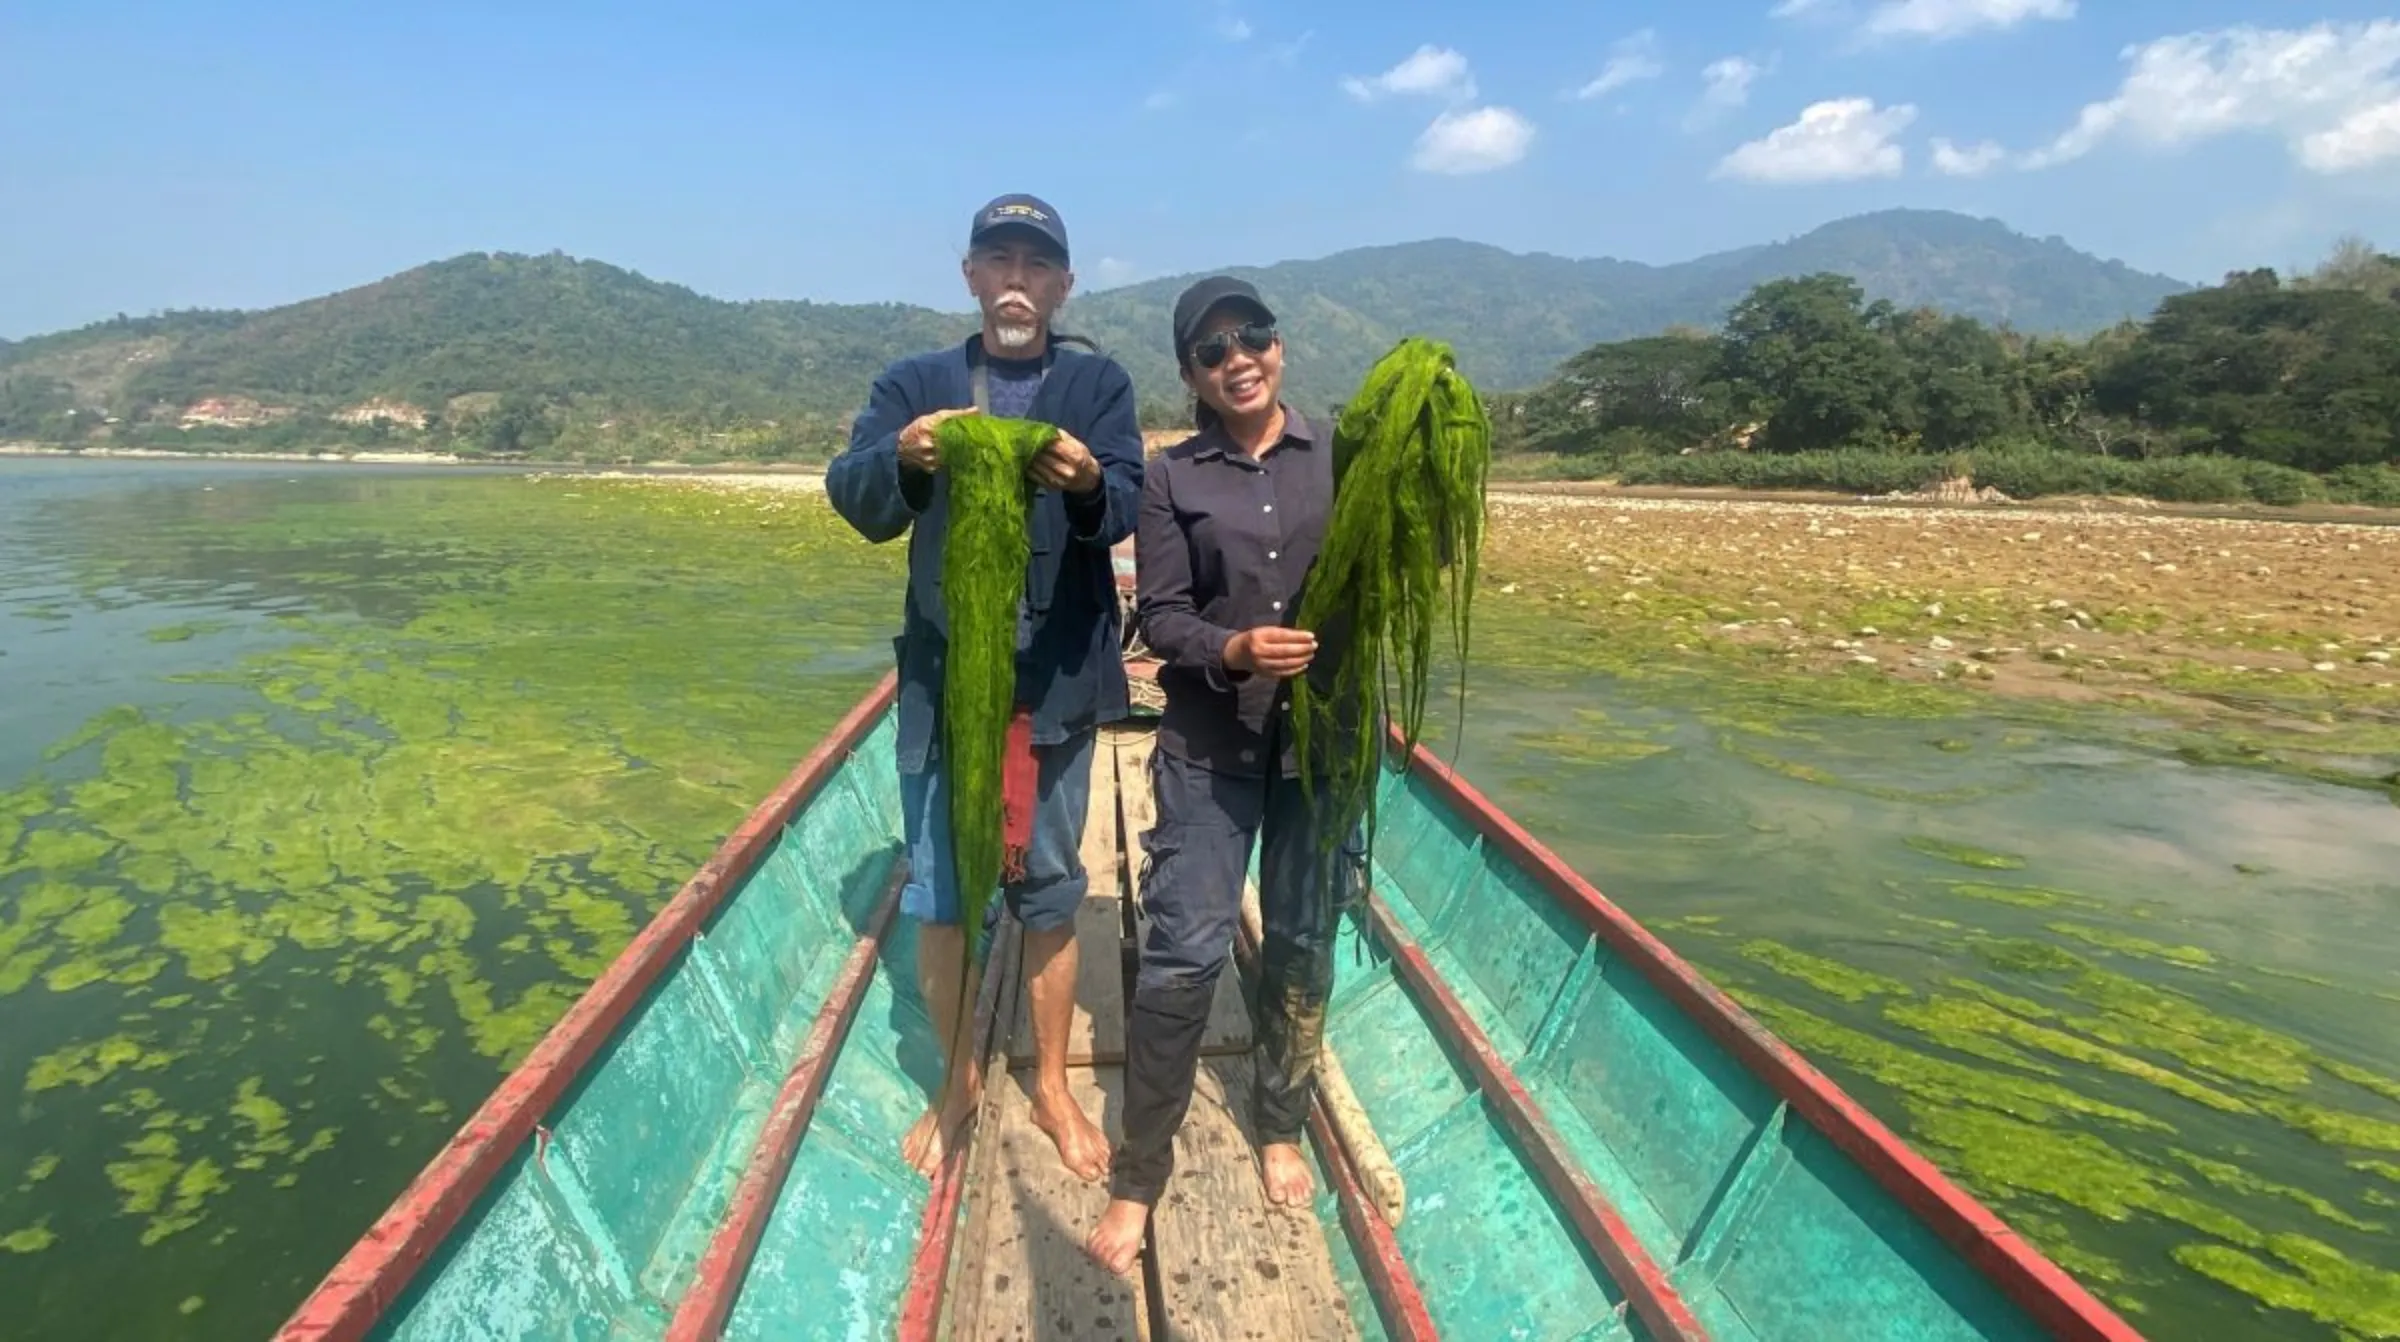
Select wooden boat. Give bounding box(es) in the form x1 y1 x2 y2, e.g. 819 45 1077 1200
275 547 2147 1342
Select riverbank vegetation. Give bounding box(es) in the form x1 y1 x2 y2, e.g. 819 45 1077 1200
1493 239 2400 507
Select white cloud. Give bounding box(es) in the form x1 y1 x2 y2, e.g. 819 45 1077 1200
2303 98 2400 174
2024 21 2400 175
1931 137 2006 176
1142 89 1176 112
1218 16 1252 42
1343 45 1476 103
1411 106 1535 174
1575 29 1665 100
1714 96 1916 183
1700 56 1762 113
1771 0 1839 15
1090 258 1140 287
1863 0 2073 41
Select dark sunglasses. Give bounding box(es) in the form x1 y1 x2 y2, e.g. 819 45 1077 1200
1188 322 1276 369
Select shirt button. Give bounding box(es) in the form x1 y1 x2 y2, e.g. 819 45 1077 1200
1267 550 1278 560
1263 504 1273 513
1271 600 1283 611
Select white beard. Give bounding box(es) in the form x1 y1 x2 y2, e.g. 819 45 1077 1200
991 323 1039 350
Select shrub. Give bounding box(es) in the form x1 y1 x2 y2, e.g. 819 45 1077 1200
2327 463 2400 507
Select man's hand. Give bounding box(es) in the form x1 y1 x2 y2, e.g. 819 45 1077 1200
1224 626 1316 679
898 408 977 476
1027 430 1102 495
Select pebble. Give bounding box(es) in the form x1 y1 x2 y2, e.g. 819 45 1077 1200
1856 626 1880 637
1928 635 1956 651
2313 662 2339 673
1850 653 1880 666
2366 651 2394 665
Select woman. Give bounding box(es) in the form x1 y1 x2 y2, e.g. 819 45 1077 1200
1086 276 1369 1273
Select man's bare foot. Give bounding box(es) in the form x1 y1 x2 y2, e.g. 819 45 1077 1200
1085 1197 1150 1275
1030 1081 1111 1182
902 1087 977 1179
1261 1142 1314 1207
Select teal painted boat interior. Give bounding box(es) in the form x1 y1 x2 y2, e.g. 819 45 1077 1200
1287 761 2060 1342
359 704 2082 1341
368 713 946 1342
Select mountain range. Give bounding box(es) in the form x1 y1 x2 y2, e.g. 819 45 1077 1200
0 209 2194 437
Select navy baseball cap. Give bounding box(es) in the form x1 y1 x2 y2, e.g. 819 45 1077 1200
1171 276 1276 359
968 194 1069 262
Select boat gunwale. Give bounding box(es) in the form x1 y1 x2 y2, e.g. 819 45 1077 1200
270 670 904 1342
1388 728 2147 1342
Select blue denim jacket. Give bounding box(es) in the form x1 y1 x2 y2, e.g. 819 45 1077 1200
825 335 1145 774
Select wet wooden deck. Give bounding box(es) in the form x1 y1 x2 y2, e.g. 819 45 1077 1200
942 727 1357 1341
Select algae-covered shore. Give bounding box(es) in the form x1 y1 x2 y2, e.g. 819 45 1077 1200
2 461 2395 1340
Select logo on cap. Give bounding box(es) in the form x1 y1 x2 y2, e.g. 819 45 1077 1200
987 202 1050 223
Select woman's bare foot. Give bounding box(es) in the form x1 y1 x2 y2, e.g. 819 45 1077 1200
1031 1080 1111 1182
902 1086 978 1178
1261 1142 1314 1207
1085 1197 1150 1275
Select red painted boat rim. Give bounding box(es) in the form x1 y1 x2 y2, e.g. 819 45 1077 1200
272 672 903 1342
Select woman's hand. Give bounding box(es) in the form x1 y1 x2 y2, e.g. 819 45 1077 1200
1225 626 1316 679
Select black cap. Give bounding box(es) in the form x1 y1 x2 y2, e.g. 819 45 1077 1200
968 193 1069 262
1171 276 1276 360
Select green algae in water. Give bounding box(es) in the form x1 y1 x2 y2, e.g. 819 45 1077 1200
2173 1235 2400 1339
2 477 911 1329
179 1297 204 1316
2356 1160 2400 1186
1970 936 2092 975
2046 922 2218 969
2260 1099 2400 1155
1737 940 1912 1003
1729 989 2171 1132
1938 881 2104 911
1906 1103 2261 1245
2169 1149 2385 1233
0 1223 57 1255
1905 835 2029 870
25 1035 177 1092
1885 994 2253 1114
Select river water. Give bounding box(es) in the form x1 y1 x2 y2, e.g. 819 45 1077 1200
2 460 2394 1339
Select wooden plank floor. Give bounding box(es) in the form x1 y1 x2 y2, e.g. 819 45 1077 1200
948 726 1352 1342
1147 1056 1360 1342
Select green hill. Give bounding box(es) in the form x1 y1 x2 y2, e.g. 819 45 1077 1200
1068 210 2192 416
0 210 2192 453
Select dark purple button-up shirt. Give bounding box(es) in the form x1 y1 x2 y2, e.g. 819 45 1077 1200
1135 406 1361 779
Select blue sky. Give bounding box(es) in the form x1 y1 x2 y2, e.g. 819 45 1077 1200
4 1 2399 338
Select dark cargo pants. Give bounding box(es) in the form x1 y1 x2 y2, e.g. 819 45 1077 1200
1107 746 1368 1206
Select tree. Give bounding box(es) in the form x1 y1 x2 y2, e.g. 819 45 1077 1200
1514 332 1730 453
1717 274 1909 453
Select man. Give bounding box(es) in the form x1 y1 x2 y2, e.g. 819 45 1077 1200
825 194 1143 1182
